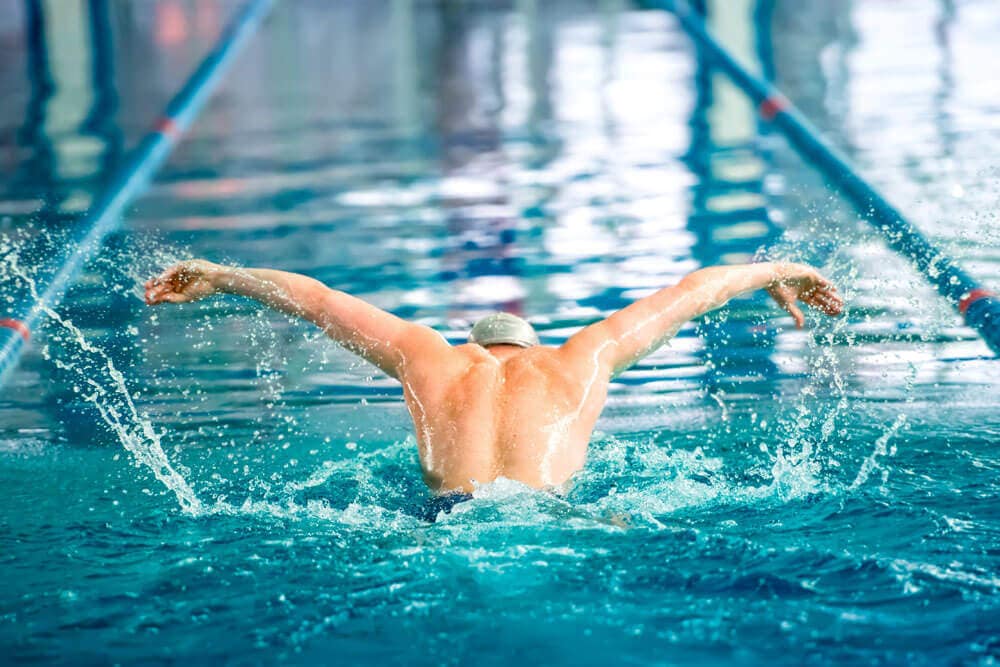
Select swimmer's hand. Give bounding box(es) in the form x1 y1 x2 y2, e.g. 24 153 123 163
144 260 223 305
766 263 843 328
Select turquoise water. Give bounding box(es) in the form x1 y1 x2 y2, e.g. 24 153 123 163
1 1 999 664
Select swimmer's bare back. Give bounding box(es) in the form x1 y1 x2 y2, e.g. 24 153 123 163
145 260 843 494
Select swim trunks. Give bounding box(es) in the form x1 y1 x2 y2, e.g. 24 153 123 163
417 492 474 523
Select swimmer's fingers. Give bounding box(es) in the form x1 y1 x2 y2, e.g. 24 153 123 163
152 260 209 287
802 285 844 317
771 267 842 326
147 291 188 305
144 268 179 304
811 274 836 290
782 300 806 329
144 282 183 305
144 267 180 295
144 263 213 305
768 284 806 328
145 285 204 305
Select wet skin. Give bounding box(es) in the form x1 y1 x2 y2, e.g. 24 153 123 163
145 260 843 494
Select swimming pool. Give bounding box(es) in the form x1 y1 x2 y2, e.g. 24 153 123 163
1 0 998 664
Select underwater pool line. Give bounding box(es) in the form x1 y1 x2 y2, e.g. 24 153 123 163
0 0 276 388
644 0 1000 357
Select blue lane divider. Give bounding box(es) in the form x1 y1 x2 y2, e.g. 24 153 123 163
646 0 1000 356
0 0 276 386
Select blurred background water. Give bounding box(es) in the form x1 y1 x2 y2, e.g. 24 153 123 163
0 0 998 664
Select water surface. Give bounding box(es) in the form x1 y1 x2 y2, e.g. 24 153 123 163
0 1 998 664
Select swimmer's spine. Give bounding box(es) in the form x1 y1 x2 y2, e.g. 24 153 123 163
645 0 1000 356
0 0 277 386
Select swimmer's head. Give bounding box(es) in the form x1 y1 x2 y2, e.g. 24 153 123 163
468 312 539 348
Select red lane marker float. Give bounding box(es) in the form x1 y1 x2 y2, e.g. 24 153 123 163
0 318 30 342
154 116 181 139
958 288 995 316
759 94 789 121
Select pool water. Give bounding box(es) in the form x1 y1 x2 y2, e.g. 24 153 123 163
1 1 998 664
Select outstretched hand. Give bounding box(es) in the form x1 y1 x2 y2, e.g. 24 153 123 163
144 260 222 305
766 263 843 328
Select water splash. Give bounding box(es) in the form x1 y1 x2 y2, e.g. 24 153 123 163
2 237 202 513
850 413 907 492
1 228 913 524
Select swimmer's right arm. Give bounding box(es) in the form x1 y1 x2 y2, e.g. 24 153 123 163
144 260 453 379
559 262 843 376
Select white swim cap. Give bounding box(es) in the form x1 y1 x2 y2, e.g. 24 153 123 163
468 312 539 348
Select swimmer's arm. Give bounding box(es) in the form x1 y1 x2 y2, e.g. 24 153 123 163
559 262 842 376
144 260 452 379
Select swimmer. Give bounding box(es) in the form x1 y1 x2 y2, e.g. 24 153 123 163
145 260 842 510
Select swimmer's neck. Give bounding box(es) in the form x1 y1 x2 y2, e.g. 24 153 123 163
481 344 530 361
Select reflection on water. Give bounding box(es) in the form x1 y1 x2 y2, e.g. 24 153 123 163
0 0 998 665
684 0 783 386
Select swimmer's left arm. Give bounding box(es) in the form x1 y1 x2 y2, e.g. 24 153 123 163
144 260 452 379
560 262 842 376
